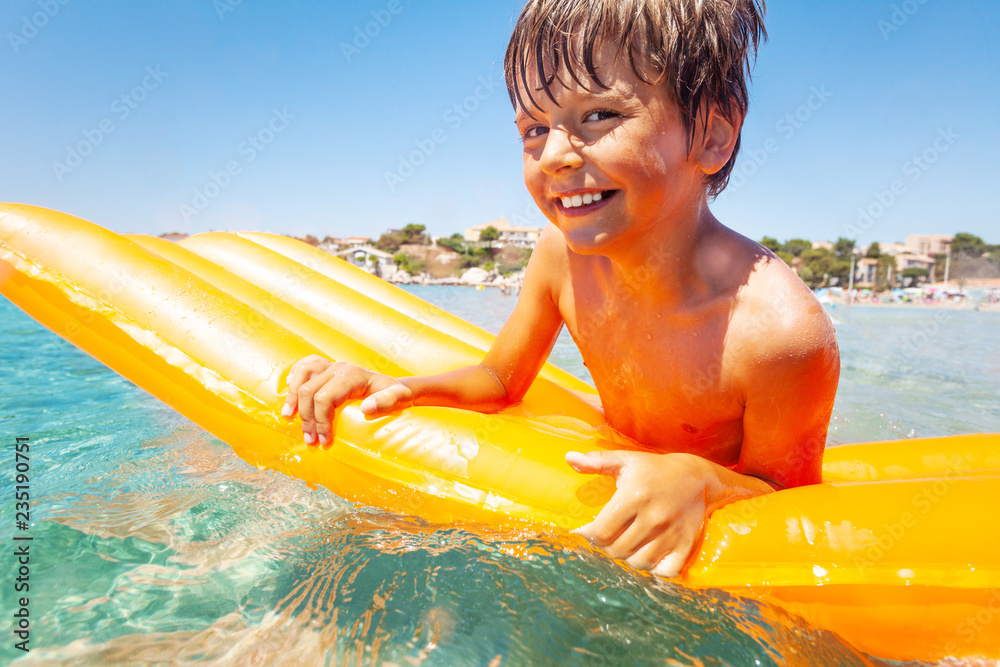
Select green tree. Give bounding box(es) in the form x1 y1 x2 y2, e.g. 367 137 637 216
776 250 794 266
437 233 467 254
876 254 896 291
760 236 781 253
401 224 429 245
932 253 948 282
797 265 818 288
834 237 856 258
393 252 426 275
801 248 834 287
950 233 987 258
782 239 812 257
376 232 401 252
902 268 929 280
829 258 852 286
479 226 500 249
866 241 881 259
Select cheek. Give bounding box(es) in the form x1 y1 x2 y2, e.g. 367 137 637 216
523 157 549 203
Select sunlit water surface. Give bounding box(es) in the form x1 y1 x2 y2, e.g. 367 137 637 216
1 289 997 666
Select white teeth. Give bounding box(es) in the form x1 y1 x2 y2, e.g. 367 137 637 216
559 192 606 208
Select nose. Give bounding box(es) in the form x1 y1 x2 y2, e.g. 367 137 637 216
539 127 584 175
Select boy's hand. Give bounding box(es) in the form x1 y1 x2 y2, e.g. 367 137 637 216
282 355 414 445
566 450 712 578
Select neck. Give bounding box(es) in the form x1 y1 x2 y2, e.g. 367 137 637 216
604 198 721 307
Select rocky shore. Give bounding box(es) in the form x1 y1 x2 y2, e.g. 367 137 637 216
381 265 525 291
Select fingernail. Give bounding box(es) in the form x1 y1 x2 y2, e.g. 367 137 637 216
360 397 375 413
304 433 313 445
281 403 292 418
318 434 328 445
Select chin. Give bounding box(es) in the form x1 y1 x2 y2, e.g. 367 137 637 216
559 227 621 257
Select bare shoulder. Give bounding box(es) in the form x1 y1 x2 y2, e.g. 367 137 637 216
720 233 840 487
728 236 839 368
522 223 572 298
531 223 571 270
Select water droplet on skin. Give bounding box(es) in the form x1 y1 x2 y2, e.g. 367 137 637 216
692 332 699 338
646 334 652 340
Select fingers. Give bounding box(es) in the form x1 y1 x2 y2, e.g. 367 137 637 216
566 450 628 477
283 358 414 447
298 363 370 445
581 512 691 577
575 487 696 577
573 491 635 550
359 382 413 417
638 527 697 578
650 550 690 579
600 514 658 561
282 354 329 418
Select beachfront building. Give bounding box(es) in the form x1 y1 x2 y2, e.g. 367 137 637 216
343 236 372 247
334 245 396 274
905 234 952 257
464 218 543 247
854 257 879 287
853 251 935 287
878 242 908 257
895 252 936 274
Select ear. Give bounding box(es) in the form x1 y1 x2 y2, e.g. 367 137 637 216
693 106 741 176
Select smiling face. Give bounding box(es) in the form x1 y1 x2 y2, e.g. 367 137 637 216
515 51 712 258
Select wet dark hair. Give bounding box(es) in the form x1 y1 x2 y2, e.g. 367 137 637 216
504 0 766 196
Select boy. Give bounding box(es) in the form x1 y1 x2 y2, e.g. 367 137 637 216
282 0 839 577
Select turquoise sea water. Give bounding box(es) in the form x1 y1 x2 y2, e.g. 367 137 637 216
1 288 998 666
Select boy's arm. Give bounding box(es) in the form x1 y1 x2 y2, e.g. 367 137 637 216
475 226 569 403
733 306 840 490
285 226 567 444
397 229 567 409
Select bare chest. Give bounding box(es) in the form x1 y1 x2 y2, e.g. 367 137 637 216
562 288 745 464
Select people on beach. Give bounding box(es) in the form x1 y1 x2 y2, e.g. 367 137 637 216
282 0 839 577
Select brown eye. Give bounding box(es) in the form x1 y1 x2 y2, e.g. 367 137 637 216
522 125 548 140
584 110 619 123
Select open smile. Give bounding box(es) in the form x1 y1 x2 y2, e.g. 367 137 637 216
554 189 620 215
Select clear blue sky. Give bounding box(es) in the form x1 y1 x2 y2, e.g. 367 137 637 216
2 0 997 245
